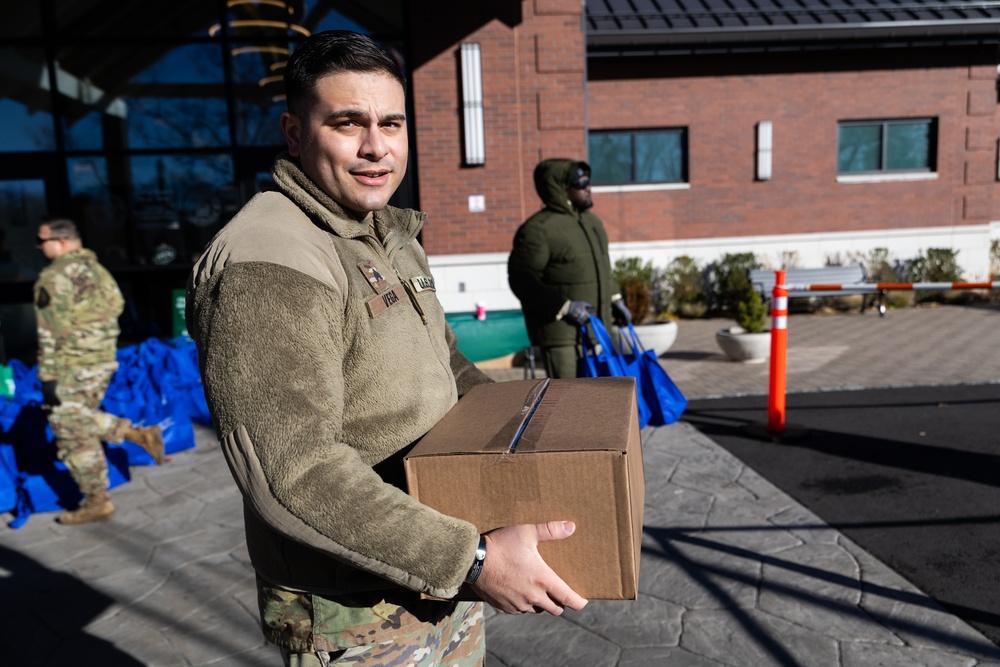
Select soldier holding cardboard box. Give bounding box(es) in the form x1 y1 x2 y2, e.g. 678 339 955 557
187 31 586 667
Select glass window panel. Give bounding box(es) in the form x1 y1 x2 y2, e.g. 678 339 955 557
886 122 930 170
589 133 632 184
838 124 882 172
234 97 286 146
129 154 236 266
67 154 236 268
635 130 684 183
0 179 49 281
68 157 107 197
127 97 230 150
304 1 371 33
54 0 220 38
229 43 290 145
0 49 57 152
63 111 107 151
67 157 131 267
256 171 277 192
60 44 229 151
230 43 291 85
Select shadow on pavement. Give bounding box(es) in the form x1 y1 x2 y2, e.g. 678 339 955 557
683 383 1000 646
0 542 144 666
643 525 1000 662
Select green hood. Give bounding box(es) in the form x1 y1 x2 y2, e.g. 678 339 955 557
533 158 590 215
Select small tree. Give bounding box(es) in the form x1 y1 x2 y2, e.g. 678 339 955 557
735 285 768 333
709 252 759 314
862 247 913 311
904 248 963 303
863 247 900 283
613 257 654 323
654 255 707 318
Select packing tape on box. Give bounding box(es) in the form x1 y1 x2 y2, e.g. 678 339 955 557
482 378 550 453
513 381 567 453
477 383 573 525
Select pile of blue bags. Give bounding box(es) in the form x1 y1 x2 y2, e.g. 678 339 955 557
0 337 210 528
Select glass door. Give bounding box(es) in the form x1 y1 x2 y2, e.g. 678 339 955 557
0 168 61 361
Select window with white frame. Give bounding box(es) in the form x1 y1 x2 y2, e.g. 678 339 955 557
837 119 936 175
588 128 687 185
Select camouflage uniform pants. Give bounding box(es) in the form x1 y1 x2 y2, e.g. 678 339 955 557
48 362 131 495
278 601 484 667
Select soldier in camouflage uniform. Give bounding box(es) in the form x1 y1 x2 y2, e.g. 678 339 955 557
188 32 586 667
34 218 166 525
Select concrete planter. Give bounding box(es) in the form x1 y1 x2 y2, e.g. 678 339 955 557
715 327 771 364
632 320 679 357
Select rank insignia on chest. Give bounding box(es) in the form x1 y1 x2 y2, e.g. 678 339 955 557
410 275 435 292
358 259 390 293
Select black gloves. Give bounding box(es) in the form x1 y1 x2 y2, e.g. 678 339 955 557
611 299 633 326
563 300 594 327
42 380 60 407
564 300 629 327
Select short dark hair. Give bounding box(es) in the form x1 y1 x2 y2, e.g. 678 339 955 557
284 31 407 116
41 218 80 241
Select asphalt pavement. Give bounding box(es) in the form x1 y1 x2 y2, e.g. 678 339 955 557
685 383 1000 646
2 303 1000 666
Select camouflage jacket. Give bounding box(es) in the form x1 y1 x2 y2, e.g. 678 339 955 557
34 248 124 382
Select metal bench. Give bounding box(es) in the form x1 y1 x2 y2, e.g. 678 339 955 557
750 265 886 316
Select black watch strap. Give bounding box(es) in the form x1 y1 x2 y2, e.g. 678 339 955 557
464 535 487 584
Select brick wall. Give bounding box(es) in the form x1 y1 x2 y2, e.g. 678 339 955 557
586 46 1000 245
408 0 586 256
409 10 999 257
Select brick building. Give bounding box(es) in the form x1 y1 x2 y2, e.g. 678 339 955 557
405 1 1000 312
2 1 1000 357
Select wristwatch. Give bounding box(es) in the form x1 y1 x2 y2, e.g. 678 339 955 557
464 535 487 584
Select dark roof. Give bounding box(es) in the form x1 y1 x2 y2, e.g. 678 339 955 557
586 1 1000 50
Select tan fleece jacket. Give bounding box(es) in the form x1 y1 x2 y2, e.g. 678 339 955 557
187 155 491 599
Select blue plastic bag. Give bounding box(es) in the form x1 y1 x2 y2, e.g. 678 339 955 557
102 345 146 421
0 442 18 515
165 337 211 425
621 324 687 425
102 339 196 464
578 317 652 429
8 359 40 408
137 339 196 455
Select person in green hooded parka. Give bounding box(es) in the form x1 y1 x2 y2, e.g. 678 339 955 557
508 159 632 378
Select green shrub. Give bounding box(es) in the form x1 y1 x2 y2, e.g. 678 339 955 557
862 247 900 283
904 248 963 303
710 252 759 314
613 257 654 323
860 248 913 310
735 285 768 333
654 255 706 318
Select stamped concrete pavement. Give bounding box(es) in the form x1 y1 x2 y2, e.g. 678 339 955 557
1 304 999 666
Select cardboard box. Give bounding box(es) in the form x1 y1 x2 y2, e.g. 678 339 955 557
404 377 645 600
